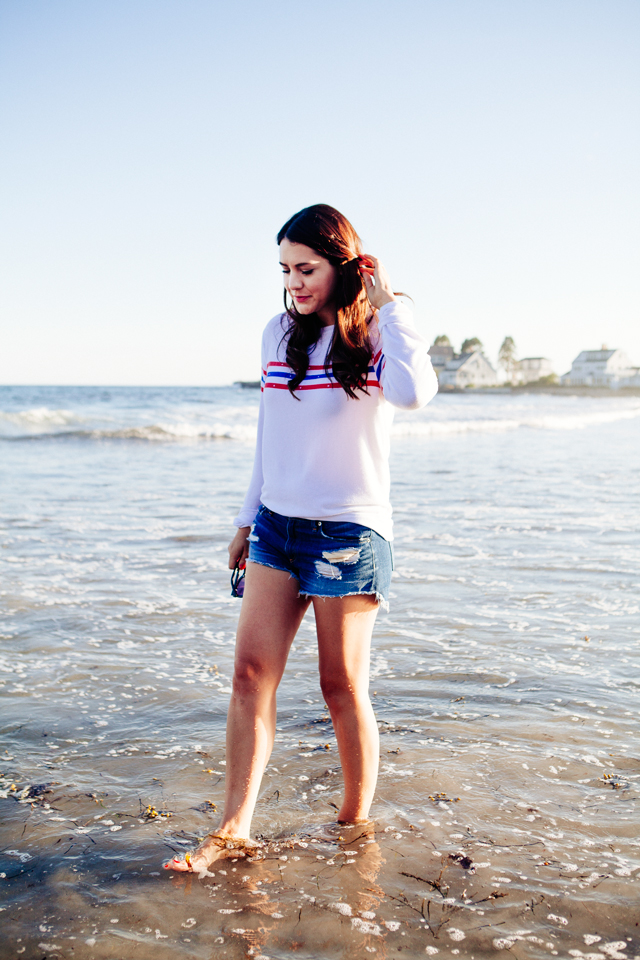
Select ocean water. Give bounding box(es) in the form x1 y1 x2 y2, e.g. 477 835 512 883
1 385 639 960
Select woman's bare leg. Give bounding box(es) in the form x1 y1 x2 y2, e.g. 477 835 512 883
165 563 309 871
314 595 379 824
220 564 309 836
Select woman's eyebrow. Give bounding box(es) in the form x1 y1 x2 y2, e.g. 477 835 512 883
278 260 317 267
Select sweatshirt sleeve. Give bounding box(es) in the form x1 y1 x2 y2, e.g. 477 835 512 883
232 392 264 528
374 300 438 409
232 330 268 529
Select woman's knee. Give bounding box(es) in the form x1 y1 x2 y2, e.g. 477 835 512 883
233 654 281 696
320 672 366 711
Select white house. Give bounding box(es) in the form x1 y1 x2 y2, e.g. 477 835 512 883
428 343 455 377
514 357 554 384
620 368 640 388
439 351 498 389
561 349 636 388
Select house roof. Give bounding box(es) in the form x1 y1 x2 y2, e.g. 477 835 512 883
444 351 495 372
429 344 454 360
577 350 617 362
443 353 470 370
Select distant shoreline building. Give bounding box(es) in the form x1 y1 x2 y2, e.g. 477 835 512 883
561 349 639 388
427 343 455 379
428 340 639 390
514 357 554 384
437 351 498 389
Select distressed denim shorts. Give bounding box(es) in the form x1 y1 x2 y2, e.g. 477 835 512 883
248 505 393 609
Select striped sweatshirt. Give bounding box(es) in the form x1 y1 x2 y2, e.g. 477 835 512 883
233 300 438 540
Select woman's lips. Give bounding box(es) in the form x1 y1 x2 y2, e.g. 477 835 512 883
294 296 311 302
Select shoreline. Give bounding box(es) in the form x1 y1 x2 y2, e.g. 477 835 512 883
438 384 640 397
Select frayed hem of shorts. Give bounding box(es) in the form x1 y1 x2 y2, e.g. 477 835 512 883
298 589 389 613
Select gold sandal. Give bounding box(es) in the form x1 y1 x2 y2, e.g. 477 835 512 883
164 834 260 871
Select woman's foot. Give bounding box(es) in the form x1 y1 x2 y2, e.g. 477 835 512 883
163 833 257 874
299 819 372 839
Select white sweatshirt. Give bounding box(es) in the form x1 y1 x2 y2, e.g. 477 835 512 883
234 300 438 541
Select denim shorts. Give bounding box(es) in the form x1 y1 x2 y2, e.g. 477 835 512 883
248 505 393 609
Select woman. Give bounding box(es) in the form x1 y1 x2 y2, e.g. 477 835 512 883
165 204 438 872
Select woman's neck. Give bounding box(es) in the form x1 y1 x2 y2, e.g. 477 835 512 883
316 302 337 327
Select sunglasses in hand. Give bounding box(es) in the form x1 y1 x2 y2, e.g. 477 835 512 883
230 563 245 598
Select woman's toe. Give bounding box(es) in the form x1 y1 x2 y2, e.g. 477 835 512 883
163 856 191 872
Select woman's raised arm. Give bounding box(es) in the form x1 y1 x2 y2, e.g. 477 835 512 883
360 256 438 410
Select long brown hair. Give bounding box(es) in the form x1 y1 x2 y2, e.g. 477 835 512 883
277 204 372 399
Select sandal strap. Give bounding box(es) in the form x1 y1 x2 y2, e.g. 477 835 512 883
207 833 262 851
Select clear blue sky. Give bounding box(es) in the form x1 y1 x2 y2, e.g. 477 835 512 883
1 0 638 384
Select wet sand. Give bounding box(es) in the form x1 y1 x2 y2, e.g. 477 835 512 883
2 724 638 958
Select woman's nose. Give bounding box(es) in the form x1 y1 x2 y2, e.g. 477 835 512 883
288 271 303 290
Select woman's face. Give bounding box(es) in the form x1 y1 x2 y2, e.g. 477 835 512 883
279 238 338 323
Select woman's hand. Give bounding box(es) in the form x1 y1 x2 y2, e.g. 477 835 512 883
228 526 251 570
358 255 396 310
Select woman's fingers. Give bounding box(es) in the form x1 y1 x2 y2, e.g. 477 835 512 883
359 254 381 281
229 548 249 570
368 255 383 283
358 255 375 276
359 254 395 309
228 526 251 569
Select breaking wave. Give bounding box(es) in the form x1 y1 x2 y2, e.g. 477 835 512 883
81 422 256 441
0 419 256 442
2 397 639 442
0 407 85 429
392 404 640 437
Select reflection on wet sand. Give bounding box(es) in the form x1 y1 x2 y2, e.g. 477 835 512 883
168 824 385 958
3 775 638 959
